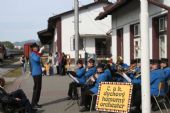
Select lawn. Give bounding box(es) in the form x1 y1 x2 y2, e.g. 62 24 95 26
4 67 22 78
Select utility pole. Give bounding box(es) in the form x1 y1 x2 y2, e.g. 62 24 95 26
74 0 79 65
140 0 151 113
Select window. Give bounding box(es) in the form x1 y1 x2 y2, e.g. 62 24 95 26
70 36 84 51
134 24 140 37
159 17 167 32
159 35 167 58
134 38 141 59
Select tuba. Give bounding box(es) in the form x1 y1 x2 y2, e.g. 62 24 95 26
115 56 124 73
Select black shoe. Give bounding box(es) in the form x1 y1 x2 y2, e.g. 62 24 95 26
79 107 90 112
32 108 38 111
152 105 159 111
72 96 78 100
33 104 42 109
67 97 72 100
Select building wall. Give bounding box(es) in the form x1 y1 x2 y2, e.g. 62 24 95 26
111 0 169 64
60 3 111 58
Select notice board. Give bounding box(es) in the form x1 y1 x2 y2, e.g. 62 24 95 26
96 82 133 113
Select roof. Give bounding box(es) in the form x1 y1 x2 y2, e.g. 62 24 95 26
95 0 170 20
39 1 113 45
37 29 53 44
48 1 112 23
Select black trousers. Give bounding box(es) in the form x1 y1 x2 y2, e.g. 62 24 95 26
10 89 35 113
81 89 94 108
68 82 81 98
31 75 42 106
131 84 141 109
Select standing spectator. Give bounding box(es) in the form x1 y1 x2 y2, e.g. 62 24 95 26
55 52 59 74
29 43 44 109
61 52 67 75
58 52 62 75
47 53 53 65
20 54 26 75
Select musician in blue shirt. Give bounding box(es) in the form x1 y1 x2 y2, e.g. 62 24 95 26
80 63 107 112
149 59 166 111
85 58 97 79
160 58 170 95
67 59 86 100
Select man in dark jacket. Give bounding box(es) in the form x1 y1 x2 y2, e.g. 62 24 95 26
0 77 36 113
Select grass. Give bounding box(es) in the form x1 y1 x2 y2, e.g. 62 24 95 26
4 67 22 78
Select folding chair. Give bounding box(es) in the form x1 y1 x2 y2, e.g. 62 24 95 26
152 81 168 113
165 79 170 104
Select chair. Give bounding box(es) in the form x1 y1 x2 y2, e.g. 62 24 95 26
90 93 97 112
165 79 170 104
152 81 168 113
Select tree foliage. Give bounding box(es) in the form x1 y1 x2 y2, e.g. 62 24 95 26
1 41 14 49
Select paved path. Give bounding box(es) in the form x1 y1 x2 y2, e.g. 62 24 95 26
3 74 170 113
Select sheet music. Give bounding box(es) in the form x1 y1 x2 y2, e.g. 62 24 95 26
68 73 79 83
122 73 132 83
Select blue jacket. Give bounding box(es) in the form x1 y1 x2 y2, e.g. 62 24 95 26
90 72 108 94
104 69 112 81
30 52 42 76
76 67 86 84
150 69 166 96
130 74 141 85
163 67 170 80
129 67 141 84
85 66 97 78
162 67 170 93
121 63 129 69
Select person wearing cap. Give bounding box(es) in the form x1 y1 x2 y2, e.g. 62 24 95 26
67 59 86 100
0 77 37 113
80 63 108 112
150 59 166 111
104 63 113 81
84 58 97 79
160 58 170 80
160 58 170 97
29 43 44 108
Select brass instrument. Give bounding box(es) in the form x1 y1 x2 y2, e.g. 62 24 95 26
86 72 99 85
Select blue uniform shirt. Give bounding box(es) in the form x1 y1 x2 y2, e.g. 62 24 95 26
162 67 170 93
85 66 97 78
104 69 112 81
150 69 166 96
30 52 42 76
76 67 86 84
90 72 108 94
163 67 170 80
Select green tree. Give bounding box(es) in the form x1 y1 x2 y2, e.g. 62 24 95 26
1 41 14 49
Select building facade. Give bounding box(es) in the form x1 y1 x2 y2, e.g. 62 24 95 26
96 0 170 65
38 1 112 62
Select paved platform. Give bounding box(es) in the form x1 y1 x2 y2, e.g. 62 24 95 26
4 75 170 113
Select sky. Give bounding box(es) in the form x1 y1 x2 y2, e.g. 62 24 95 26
0 0 115 43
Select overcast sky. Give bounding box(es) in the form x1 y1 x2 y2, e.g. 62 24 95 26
0 0 115 43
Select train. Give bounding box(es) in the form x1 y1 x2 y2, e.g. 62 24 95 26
5 48 23 58
0 43 23 61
